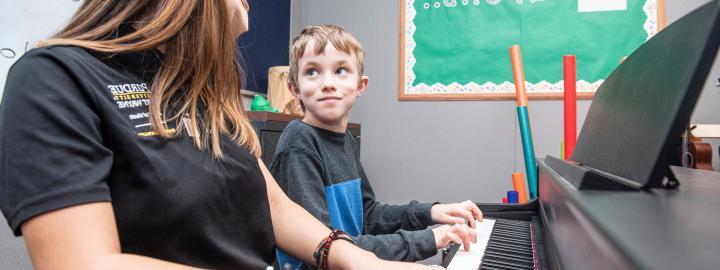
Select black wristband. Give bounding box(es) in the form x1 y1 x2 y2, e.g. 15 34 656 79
312 229 355 270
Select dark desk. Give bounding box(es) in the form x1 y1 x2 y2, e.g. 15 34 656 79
246 111 361 166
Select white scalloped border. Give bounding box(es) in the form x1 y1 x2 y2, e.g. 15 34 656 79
404 0 658 94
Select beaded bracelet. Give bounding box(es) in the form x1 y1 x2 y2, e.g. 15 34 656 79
313 229 355 270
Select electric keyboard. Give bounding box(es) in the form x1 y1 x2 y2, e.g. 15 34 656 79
440 160 720 270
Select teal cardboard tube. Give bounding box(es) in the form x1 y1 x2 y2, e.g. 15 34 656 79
517 106 538 199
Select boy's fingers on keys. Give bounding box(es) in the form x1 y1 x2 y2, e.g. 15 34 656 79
459 210 475 229
448 208 474 228
453 216 469 227
466 215 476 229
462 200 483 221
472 206 483 222
460 223 477 243
451 224 475 249
433 225 457 249
470 225 478 243
446 231 469 251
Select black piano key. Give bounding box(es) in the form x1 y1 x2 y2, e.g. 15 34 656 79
499 222 530 228
492 229 530 236
485 256 534 267
491 232 530 239
480 261 527 270
481 255 534 269
491 227 531 235
489 232 529 241
488 233 532 245
496 219 530 225
493 223 527 229
486 244 534 257
484 250 535 264
484 252 534 266
494 224 529 230
488 243 533 253
495 221 530 227
489 233 532 243
488 240 532 250
479 265 511 270
480 259 533 270
486 247 534 259
487 237 533 249
493 227 530 235
491 227 531 236
488 254 534 267
487 242 532 252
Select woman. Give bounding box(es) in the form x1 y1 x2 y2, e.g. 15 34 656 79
0 0 442 269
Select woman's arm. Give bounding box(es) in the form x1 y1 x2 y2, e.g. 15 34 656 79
21 202 202 270
261 158 368 268
259 159 433 270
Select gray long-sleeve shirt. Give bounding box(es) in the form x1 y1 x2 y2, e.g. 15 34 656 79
270 120 437 269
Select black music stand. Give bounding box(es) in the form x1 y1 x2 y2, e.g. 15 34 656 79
548 0 720 190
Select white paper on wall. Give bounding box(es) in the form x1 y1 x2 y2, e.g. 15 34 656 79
578 0 627 13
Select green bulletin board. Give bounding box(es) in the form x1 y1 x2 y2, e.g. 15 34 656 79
399 0 665 100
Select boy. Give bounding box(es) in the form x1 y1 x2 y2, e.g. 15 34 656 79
271 25 483 269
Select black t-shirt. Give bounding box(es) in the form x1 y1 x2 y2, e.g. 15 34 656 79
0 45 276 269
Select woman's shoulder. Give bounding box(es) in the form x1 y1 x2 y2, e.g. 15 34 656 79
19 45 95 63
9 45 99 77
3 46 109 110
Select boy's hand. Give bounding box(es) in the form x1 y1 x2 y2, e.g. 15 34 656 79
430 200 483 228
431 224 477 251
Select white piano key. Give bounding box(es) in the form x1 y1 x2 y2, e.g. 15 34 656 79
447 219 496 270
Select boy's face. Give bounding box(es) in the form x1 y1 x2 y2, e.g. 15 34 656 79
290 40 369 132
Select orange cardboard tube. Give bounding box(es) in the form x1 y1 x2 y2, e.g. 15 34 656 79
512 172 528 203
510 45 528 107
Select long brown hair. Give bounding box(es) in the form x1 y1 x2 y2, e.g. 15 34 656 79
39 0 260 158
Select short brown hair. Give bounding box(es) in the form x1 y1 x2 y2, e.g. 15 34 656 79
288 24 365 88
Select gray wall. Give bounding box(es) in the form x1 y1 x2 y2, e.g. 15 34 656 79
1 0 718 268
291 0 719 204
0 226 31 269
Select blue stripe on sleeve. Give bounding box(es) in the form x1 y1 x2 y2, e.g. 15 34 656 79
277 178 364 270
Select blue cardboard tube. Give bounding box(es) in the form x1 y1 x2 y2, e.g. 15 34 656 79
517 106 538 199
